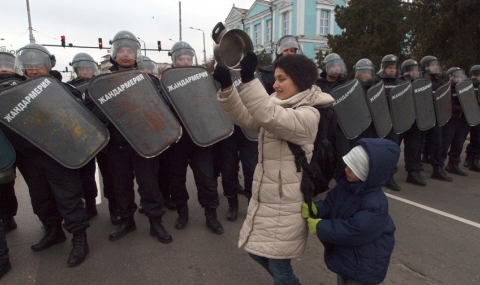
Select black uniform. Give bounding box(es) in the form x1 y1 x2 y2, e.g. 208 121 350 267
316 72 350 177
424 75 446 168
258 65 275 95
0 220 10 279
465 82 480 170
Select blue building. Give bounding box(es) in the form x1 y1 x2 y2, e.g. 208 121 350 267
224 0 348 62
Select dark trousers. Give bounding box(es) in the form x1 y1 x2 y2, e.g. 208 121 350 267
403 123 425 172
22 150 88 233
0 181 17 220
107 146 165 218
217 126 257 199
466 123 480 159
168 135 219 208
425 125 444 167
442 112 470 164
96 151 115 201
80 159 98 201
334 122 350 177
157 149 172 202
0 221 8 266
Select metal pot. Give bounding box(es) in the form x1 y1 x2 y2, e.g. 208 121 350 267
212 22 253 70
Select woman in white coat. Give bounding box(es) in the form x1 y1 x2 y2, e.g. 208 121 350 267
213 53 334 285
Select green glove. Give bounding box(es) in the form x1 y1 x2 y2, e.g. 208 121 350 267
307 217 321 235
301 202 318 219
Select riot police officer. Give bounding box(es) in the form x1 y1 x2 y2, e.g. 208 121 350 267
400 59 427 186
137 55 159 76
165 41 223 234
0 220 11 280
67 53 102 220
85 31 172 243
421 55 453 182
0 52 26 234
442 68 470 176
259 35 301 95
12 43 89 267
316 53 350 178
465 65 480 172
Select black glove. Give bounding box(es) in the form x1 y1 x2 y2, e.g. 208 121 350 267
213 64 233 90
240 52 258 83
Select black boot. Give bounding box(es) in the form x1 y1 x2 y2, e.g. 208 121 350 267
164 198 176 210
31 224 66 252
227 196 239 222
464 157 472 168
469 158 480 172
109 217 136 241
149 217 173 244
108 200 122 226
0 261 11 280
205 207 224 234
431 166 453 182
138 204 145 214
2 217 17 234
175 203 189 229
445 163 467 176
67 230 89 267
385 175 401 191
85 199 98 220
406 171 427 186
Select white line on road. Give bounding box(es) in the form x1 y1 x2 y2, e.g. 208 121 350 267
386 193 480 229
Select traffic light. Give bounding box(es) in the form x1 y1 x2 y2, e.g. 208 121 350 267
157 41 162 51
98 38 103 49
65 66 68 73
61 35 65 48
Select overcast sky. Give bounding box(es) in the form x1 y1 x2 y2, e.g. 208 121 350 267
1 0 256 78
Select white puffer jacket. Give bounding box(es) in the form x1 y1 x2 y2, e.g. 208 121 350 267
217 79 334 259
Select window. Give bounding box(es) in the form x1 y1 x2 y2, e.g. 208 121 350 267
245 27 250 37
266 19 272 42
320 10 330 35
282 12 290 36
254 24 262 45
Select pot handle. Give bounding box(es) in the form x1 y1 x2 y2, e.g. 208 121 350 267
212 22 225 44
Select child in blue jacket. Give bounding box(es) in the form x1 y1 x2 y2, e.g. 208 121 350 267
303 138 399 285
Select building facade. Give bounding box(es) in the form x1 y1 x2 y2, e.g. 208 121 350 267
224 0 348 62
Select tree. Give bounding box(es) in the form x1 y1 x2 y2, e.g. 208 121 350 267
405 0 480 72
326 0 407 77
256 49 273 69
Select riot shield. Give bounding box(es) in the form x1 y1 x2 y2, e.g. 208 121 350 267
161 66 234 146
330 79 371 139
230 69 258 141
0 78 23 91
412 78 436 131
389 81 416 134
433 82 452 127
88 70 182 157
365 81 392 138
73 81 89 95
0 129 15 172
456 80 480 126
0 76 109 168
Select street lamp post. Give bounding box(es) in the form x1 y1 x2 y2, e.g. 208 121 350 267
189 27 206 64
137 37 146 56
168 38 177 43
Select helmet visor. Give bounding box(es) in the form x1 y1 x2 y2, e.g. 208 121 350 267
403 65 420 81
381 61 400 78
172 49 197 67
0 53 16 75
138 60 158 75
355 70 375 85
326 59 346 78
112 39 141 67
15 49 52 75
72 61 99 80
449 69 467 83
425 60 442 75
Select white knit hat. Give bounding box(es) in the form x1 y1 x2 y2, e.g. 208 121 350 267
342 145 369 181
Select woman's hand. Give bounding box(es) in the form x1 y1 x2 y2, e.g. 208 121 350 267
240 52 258 83
213 64 233 90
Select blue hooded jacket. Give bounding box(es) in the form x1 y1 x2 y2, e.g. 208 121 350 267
314 138 399 284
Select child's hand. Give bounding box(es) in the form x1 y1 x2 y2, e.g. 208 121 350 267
307 217 321 235
301 202 318 219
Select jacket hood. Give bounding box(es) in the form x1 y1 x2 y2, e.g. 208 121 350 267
347 138 400 194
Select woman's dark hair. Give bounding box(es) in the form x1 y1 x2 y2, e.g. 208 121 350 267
273 54 317 92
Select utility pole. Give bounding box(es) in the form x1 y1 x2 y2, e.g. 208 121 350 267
26 0 35 43
179 1 182 41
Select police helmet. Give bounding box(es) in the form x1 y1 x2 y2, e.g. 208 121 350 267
0 52 17 76
469 65 480 78
69 53 99 79
420 55 442 75
275 35 301 57
380 54 399 78
110 30 141 65
321 53 347 78
400 59 420 81
137 55 158 75
446 67 467 83
168 41 197 67
15 43 56 75
353 58 375 85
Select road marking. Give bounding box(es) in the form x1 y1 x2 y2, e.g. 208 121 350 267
386 193 480 229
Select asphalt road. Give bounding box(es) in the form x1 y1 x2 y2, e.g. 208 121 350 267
2 147 480 285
